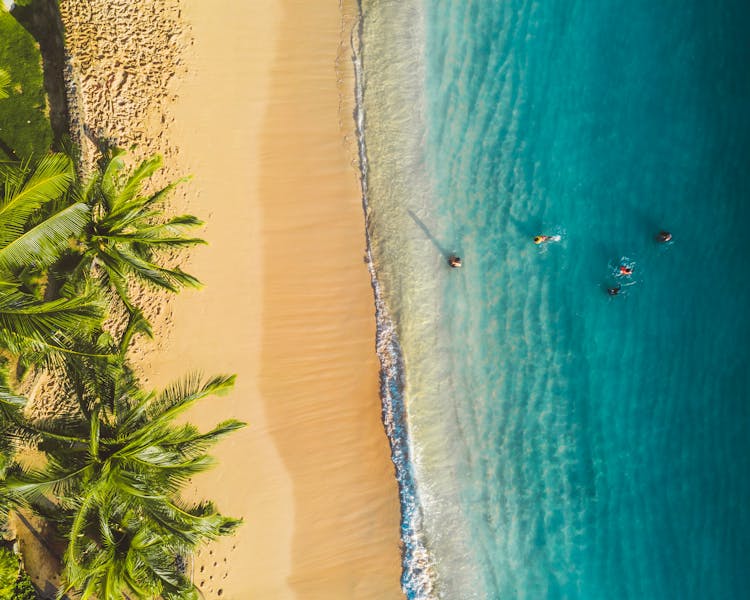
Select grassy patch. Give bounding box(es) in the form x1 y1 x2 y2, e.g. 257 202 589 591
0 7 52 159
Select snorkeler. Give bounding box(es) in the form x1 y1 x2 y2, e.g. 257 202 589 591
618 265 633 276
448 255 463 268
656 230 672 243
607 284 621 296
534 234 561 244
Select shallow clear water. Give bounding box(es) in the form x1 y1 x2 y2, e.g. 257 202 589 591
359 0 750 598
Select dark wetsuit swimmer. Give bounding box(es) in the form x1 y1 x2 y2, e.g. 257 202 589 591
657 231 672 243
448 255 462 268
607 284 621 296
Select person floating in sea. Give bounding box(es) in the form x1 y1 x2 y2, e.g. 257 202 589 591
607 284 621 296
618 265 633 276
448 255 462 268
656 230 672 243
534 234 561 244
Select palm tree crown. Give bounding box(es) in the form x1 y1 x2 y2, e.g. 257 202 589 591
6 370 245 600
72 149 205 320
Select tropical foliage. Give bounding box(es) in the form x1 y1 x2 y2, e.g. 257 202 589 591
0 547 35 600
69 149 204 326
0 15 241 599
0 547 17 598
0 68 10 100
0 154 102 359
0 65 101 363
6 370 244 599
0 148 242 598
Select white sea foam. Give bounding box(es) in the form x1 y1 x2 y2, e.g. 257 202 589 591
356 0 487 597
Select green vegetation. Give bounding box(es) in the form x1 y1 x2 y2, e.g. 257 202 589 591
0 548 18 598
70 149 204 328
0 9 243 600
0 153 244 598
9 371 242 600
0 8 52 159
0 154 101 360
0 69 10 100
13 572 35 600
0 547 35 600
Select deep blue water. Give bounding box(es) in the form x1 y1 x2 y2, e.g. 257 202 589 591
359 0 750 598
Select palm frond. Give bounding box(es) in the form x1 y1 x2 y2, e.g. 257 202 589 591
118 307 153 355
102 233 205 247
0 154 74 248
0 290 102 355
160 419 247 459
0 390 26 414
121 374 235 434
106 244 202 292
140 175 191 211
70 170 100 206
99 149 126 208
5 459 94 504
0 68 10 100
0 202 90 272
113 155 162 209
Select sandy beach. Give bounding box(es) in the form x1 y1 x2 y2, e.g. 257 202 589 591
55 0 402 598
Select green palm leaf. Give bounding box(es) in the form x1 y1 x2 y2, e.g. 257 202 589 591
103 243 202 292
72 150 204 335
0 290 102 355
20 363 244 600
99 150 126 208
112 155 162 209
0 154 75 247
121 374 235 434
0 68 10 100
0 202 90 272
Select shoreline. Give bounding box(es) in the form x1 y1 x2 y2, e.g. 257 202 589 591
351 6 435 596
254 0 402 597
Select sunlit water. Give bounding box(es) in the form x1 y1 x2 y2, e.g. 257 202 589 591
358 0 750 598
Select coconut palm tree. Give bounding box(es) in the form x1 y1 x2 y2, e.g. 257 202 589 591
70 149 205 325
5 371 244 599
0 154 102 359
59 488 237 600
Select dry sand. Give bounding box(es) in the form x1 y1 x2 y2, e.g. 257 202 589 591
58 0 403 598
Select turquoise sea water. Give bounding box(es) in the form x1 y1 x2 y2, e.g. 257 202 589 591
356 1 750 598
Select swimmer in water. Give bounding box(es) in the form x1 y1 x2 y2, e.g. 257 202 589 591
619 265 633 276
534 234 561 244
657 230 672 243
607 284 621 296
448 255 462 268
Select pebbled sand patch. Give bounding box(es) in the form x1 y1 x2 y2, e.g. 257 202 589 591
60 0 189 173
